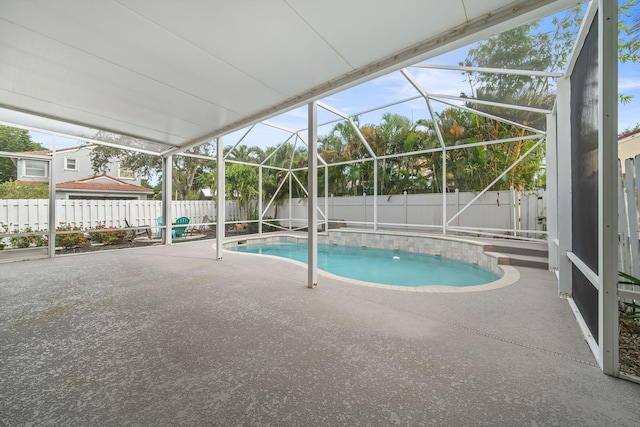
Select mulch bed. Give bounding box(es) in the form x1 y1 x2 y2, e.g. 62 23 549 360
619 317 640 378
55 232 214 254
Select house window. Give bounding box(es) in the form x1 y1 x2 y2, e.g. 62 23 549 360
64 157 78 171
24 160 48 178
119 168 135 179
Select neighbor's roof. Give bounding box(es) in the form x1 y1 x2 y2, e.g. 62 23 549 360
56 175 153 194
618 128 640 142
19 145 95 156
0 0 577 155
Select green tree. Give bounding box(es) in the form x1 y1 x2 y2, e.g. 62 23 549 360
0 126 47 182
0 180 49 199
455 9 582 191
90 138 215 200
619 0 640 65
462 7 580 126
433 108 544 191
225 163 258 213
619 0 640 103
319 133 349 196
318 115 440 195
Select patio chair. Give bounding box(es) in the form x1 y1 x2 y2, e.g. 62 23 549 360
172 216 190 239
125 219 152 240
156 216 164 238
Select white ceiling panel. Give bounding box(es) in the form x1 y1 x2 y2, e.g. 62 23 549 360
119 0 353 97
286 0 469 68
462 0 528 21
0 0 578 153
0 23 241 142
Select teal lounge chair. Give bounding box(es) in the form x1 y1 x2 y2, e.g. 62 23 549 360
172 216 190 239
156 216 164 238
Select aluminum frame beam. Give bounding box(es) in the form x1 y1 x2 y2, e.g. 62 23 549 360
216 138 225 260
307 102 318 289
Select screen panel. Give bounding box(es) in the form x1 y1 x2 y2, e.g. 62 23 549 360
570 13 599 338
572 265 599 342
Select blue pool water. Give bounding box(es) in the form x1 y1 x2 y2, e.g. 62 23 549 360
228 241 500 287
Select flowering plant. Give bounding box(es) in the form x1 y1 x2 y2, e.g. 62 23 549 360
55 225 85 249
88 224 127 245
0 224 47 250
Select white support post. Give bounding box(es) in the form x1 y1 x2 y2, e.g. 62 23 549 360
373 158 378 231
288 171 292 230
511 186 518 237
455 188 460 229
546 113 559 271
363 193 367 227
598 0 618 376
162 155 173 245
47 136 56 258
556 78 572 298
216 138 225 260
258 165 263 234
308 102 318 288
404 191 408 228
442 148 447 235
324 165 329 233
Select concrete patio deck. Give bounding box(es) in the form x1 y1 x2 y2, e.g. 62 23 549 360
1 239 638 425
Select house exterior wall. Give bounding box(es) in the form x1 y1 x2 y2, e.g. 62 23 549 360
16 146 142 186
14 146 150 199
15 158 49 183
619 132 640 173
54 190 149 201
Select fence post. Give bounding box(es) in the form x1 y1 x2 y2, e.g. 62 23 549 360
510 186 517 237
363 192 367 229
624 157 639 277
455 188 460 230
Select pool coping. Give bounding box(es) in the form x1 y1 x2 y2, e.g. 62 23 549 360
222 231 521 293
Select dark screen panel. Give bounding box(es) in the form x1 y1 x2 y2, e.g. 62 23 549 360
572 265 599 342
570 14 599 335
571 14 599 274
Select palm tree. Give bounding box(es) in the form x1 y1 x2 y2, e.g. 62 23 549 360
225 144 258 163
319 134 347 196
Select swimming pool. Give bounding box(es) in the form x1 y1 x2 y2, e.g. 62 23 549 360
228 240 500 287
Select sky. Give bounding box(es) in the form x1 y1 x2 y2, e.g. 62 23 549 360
27 2 640 153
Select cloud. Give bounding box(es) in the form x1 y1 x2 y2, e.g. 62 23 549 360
619 77 640 91
403 67 471 97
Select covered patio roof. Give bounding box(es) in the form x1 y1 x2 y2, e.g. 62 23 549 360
1 0 577 153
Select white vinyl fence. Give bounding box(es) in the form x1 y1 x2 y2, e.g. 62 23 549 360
278 189 547 238
0 199 234 232
618 156 640 301
2 190 547 238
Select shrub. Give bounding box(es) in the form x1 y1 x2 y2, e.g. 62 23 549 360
9 227 47 248
0 180 49 199
88 224 127 245
246 211 280 233
619 272 640 326
55 225 85 249
0 224 48 250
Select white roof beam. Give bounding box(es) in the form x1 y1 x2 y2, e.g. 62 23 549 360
412 63 563 78
428 94 553 115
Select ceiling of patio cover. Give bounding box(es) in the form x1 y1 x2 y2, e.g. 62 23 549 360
0 0 577 154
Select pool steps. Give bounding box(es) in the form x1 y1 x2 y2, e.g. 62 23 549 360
483 242 549 270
